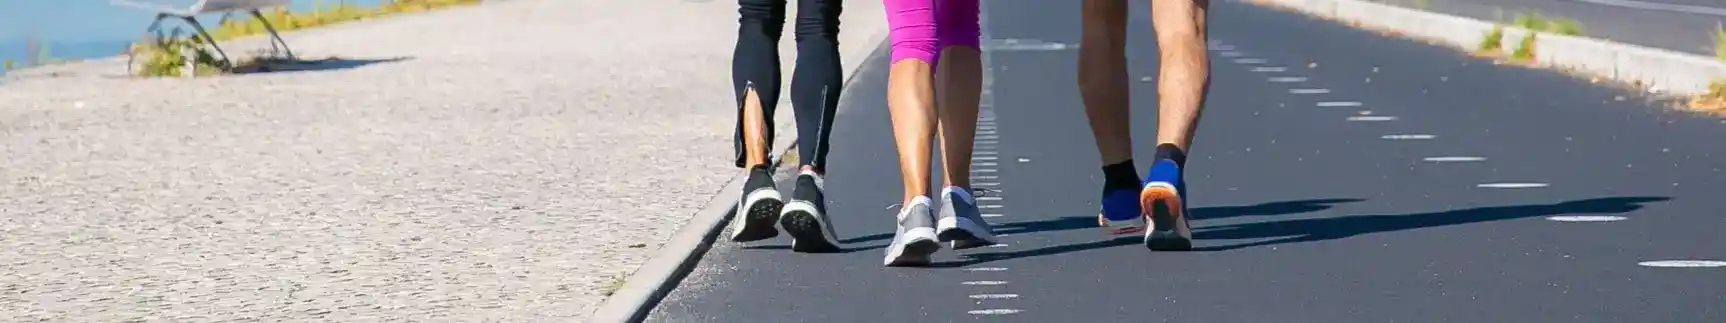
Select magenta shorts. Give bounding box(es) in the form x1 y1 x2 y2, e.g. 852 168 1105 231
884 0 980 68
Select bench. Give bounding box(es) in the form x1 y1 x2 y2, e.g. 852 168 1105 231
112 0 297 71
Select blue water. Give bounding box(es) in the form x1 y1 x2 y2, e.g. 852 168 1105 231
0 0 389 73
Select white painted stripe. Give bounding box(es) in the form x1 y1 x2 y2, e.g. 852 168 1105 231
1546 215 1627 222
1290 88 1330 94
975 175 999 179
1016 158 1030 162
1219 51 1245 57
1424 156 1486 162
974 145 998 150
974 156 998 160
963 281 1009 285
1347 116 1397 121
1638 260 1726 268
982 213 1004 217
1382 134 1436 140
969 294 1020 299
976 151 998 155
968 309 1024 315
964 267 1009 271
1317 101 1362 107
976 140 999 145
974 162 999 167
974 182 1000 186
973 169 999 173
977 135 999 140
1234 58 1268 64
1268 76 1307 82
981 205 1004 208
1210 44 1236 51
1569 0 1726 17
1477 183 1549 188
979 196 1003 201
986 243 1010 247
1251 66 1287 72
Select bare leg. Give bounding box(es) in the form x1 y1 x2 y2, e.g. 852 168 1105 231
742 89 771 167
1151 0 1210 150
1078 0 1132 165
887 61 938 203
936 47 983 188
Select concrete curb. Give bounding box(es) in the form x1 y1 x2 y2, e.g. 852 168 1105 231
584 26 891 323
1248 0 1726 96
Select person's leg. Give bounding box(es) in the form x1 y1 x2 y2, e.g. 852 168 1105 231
779 0 845 253
1077 0 1143 231
881 0 943 267
930 0 997 249
729 0 789 243
1139 0 1210 251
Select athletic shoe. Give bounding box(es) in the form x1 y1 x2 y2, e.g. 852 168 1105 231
1097 185 1146 233
1140 158 1193 250
729 164 783 242
883 196 941 266
936 186 998 249
780 170 841 253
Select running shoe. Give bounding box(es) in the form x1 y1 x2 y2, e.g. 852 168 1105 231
1097 185 1146 234
883 196 941 267
936 186 998 249
780 170 841 253
729 164 782 242
1140 158 1193 250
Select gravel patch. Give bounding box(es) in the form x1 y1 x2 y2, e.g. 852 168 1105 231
0 0 880 321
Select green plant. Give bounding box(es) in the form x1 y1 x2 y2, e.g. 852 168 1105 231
1512 31 1537 61
1478 25 1505 53
2 59 14 70
1712 23 1726 62
132 36 227 77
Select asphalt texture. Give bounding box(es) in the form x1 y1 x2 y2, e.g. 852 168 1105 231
646 0 1726 322
1377 0 1726 56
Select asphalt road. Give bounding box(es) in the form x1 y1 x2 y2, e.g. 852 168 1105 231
1376 0 1726 56
646 0 1726 322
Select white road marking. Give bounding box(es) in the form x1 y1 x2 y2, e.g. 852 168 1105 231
975 175 999 179
976 151 998 155
1382 134 1436 140
1317 101 1362 107
982 213 1004 218
1268 76 1308 82
963 281 1009 285
981 205 1004 209
1347 116 1397 121
1220 51 1245 57
1546 215 1627 222
977 135 999 140
1477 183 1549 188
964 267 1009 271
974 156 998 160
1234 58 1269 64
1251 66 1287 72
979 196 1003 201
985 39 1077 51
975 182 1000 186
1290 88 1330 94
1568 0 1726 17
968 309 1024 315
1211 44 1236 51
1424 156 1486 162
975 162 999 167
986 243 1010 248
973 169 999 173
1638 260 1726 268
969 294 1020 299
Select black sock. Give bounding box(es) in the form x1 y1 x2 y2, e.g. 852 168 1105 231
1154 143 1188 169
1102 159 1140 192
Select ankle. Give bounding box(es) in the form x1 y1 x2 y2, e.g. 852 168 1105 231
1154 143 1188 169
1102 159 1140 191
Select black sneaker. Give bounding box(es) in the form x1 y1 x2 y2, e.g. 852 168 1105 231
779 170 841 252
729 164 783 242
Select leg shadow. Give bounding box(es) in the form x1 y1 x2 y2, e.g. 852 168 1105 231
231 56 414 74
1191 196 1671 251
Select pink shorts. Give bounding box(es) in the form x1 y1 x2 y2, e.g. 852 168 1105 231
885 0 980 69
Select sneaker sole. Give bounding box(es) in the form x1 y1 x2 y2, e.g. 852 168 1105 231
730 188 783 242
884 227 941 267
1140 182 1193 251
937 216 998 249
780 201 841 253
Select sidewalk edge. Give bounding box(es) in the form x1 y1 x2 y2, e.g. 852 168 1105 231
585 29 891 323
1246 0 1726 96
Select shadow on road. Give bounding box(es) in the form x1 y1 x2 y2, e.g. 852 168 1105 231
231 56 414 74
935 196 1668 266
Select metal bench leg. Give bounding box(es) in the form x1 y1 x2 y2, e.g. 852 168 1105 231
250 9 297 60
179 16 234 69
128 13 175 76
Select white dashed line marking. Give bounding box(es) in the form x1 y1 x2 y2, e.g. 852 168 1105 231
1382 134 1436 140
975 175 999 179
973 169 999 173
977 135 999 140
986 243 1010 247
968 309 1024 315
976 141 999 145
1219 51 1245 57
984 39 1076 51
976 151 998 155
1290 88 1330 94
975 182 1000 186
1546 215 1627 222
1347 116 1397 121
975 162 999 167
1316 101 1362 107
982 213 1004 218
1424 156 1486 162
979 196 1003 201
962 281 1009 286
1251 66 1287 72
1476 183 1549 188
1268 76 1308 82
1638 260 1726 268
1233 58 1268 64
964 267 1009 271
981 205 1004 209
974 156 998 160
969 294 1020 299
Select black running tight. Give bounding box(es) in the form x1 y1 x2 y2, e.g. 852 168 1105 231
732 0 844 171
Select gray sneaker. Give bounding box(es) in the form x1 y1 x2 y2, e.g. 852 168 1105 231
936 187 999 249
883 196 941 267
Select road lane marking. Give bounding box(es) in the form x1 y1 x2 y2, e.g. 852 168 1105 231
1268 76 1307 82
1477 183 1548 188
1382 134 1436 140
1424 156 1486 162
968 309 1024 315
1290 88 1330 94
1547 215 1627 222
1347 116 1397 121
1638 260 1726 268
963 281 1009 285
1251 66 1287 72
969 294 1020 299
1234 58 1268 64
